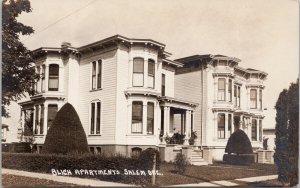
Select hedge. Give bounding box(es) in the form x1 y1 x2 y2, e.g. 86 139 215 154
2 152 160 186
223 154 255 165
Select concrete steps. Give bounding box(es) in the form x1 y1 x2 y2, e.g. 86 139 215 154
190 150 208 166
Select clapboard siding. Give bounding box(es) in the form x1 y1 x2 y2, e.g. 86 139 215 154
174 70 203 144
115 48 129 144
78 50 117 145
162 66 175 98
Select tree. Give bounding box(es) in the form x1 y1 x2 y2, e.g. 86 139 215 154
274 79 299 186
42 103 89 155
2 0 38 117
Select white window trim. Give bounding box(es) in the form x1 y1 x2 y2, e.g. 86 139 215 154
90 60 102 91
89 100 102 135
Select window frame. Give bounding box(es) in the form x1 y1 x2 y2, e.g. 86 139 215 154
47 104 58 130
217 113 225 139
41 65 45 92
252 119 257 141
228 79 232 102
147 102 154 135
250 89 257 109
147 59 155 89
91 60 102 90
48 64 59 91
259 89 262 110
132 58 144 87
131 101 143 134
90 101 101 135
162 73 166 96
218 78 226 101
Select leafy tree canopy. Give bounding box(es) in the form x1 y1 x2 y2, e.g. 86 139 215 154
2 0 38 117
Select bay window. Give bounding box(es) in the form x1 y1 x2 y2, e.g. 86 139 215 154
237 86 241 107
147 102 154 134
133 58 144 87
218 113 225 139
234 85 237 106
132 101 143 133
48 64 59 91
218 78 226 101
47 104 58 130
90 101 101 135
252 119 257 141
228 79 232 102
250 89 257 109
148 60 155 88
40 105 44 134
259 120 262 141
162 74 165 96
228 114 232 135
259 89 262 110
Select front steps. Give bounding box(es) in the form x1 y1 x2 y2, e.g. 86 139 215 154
190 150 208 166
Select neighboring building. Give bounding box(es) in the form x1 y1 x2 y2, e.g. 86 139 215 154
17 35 267 162
263 128 276 151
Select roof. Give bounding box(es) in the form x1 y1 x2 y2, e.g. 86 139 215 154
175 54 241 64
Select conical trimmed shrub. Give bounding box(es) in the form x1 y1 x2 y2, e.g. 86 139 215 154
225 129 253 154
42 103 89 155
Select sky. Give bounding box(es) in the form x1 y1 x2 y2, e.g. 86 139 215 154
15 0 299 128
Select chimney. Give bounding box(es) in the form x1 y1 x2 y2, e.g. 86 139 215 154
61 42 71 48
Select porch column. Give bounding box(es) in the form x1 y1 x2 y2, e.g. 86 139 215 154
184 110 191 145
225 112 228 139
163 106 170 137
43 104 48 135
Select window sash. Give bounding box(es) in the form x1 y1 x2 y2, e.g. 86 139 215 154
259 120 262 141
35 105 39 134
228 80 232 102
133 73 144 87
49 76 59 91
259 90 262 110
97 61 102 89
250 89 257 109
133 58 144 73
147 103 154 135
162 74 165 96
132 102 143 133
96 102 101 134
91 103 95 134
40 105 44 134
228 114 232 135
48 105 58 130
252 120 257 141
218 114 225 139
218 78 225 101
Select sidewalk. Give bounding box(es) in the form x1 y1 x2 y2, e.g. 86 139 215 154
169 174 278 187
2 168 135 187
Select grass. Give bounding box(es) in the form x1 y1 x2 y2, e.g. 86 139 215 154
155 162 277 186
2 174 78 187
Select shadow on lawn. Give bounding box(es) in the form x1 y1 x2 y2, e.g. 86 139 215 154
169 169 212 183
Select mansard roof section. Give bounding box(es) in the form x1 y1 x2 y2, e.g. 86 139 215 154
235 66 268 79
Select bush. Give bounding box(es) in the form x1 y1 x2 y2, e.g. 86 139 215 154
165 133 185 145
174 153 189 174
223 154 255 165
42 103 89 155
2 152 153 186
139 148 161 171
225 129 253 155
189 131 197 145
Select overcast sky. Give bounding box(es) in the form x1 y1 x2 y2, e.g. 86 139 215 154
17 0 299 128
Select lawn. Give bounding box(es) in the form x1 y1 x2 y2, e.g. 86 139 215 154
156 162 277 186
2 174 77 187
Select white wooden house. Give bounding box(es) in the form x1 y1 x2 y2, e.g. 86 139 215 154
18 35 267 163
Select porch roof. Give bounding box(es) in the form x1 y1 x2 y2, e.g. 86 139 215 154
159 96 198 110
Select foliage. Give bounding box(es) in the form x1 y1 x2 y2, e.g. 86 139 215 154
2 152 153 186
225 129 253 154
138 148 161 170
223 154 255 165
263 137 269 150
42 103 89 155
165 133 185 145
189 131 198 145
2 0 38 117
174 153 189 174
274 79 299 186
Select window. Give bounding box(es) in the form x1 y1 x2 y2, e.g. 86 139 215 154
132 101 143 133
34 105 39 134
237 86 241 107
48 104 58 130
133 58 144 87
217 113 225 139
131 147 142 158
40 105 44 134
250 89 257 109
228 114 232 135
162 74 165 96
259 120 262 141
218 78 226 101
90 101 101 134
234 85 237 106
228 79 232 102
91 60 102 90
41 65 45 92
36 67 40 93
89 147 95 154
148 59 155 88
252 119 257 141
48 64 59 91
147 102 154 135
96 147 101 155
259 89 262 110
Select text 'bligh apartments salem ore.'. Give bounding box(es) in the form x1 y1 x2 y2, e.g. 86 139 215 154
17 35 267 165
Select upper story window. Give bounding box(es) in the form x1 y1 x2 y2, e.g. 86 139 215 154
259 89 262 110
35 66 41 93
217 113 225 139
147 102 154 135
41 65 45 92
90 101 101 135
237 86 241 107
259 120 262 142
91 60 102 90
162 74 165 96
218 78 226 101
250 89 257 109
132 101 143 134
133 58 144 87
148 60 155 88
252 119 257 141
49 64 59 91
228 79 232 102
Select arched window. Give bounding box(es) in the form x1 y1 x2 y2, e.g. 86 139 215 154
48 64 59 91
131 147 142 158
133 58 144 87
